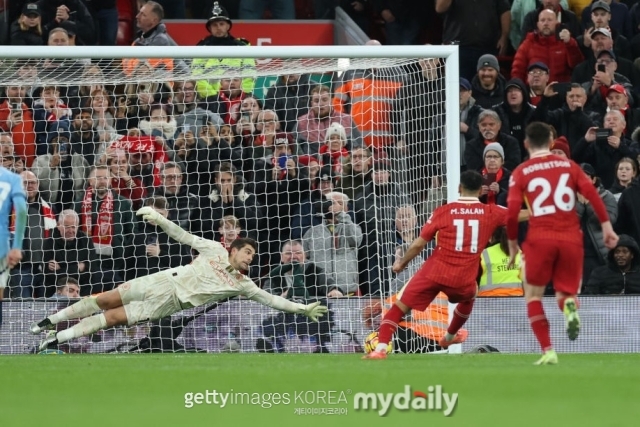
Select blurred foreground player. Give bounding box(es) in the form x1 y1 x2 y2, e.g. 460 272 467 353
32 207 327 350
0 166 27 327
506 122 618 365
363 170 529 360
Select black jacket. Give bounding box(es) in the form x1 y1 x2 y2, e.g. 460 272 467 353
531 96 597 148
36 0 96 45
572 135 640 188
263 74 314 133
9 21 44 45
42 228 95 290
471 74 507 109
584 234 640 294
464 132 522 172
615 178 640 245
492 78 536 157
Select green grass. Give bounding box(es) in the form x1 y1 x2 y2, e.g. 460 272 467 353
1 353 637 427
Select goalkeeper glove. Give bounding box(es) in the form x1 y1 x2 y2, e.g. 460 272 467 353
136 206 163 225
303 301 328 322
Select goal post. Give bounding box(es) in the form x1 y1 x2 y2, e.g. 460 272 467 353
0 44 461 354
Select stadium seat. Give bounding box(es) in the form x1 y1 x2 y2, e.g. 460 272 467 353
117 0 137 46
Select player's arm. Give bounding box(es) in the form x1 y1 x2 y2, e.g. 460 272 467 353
394 236 428 274
575 165 619 248
245 286 328 322
9 186 27 268
136 207 221 254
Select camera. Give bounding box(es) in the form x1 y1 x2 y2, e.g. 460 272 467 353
597 63 606 73
595 128 612 143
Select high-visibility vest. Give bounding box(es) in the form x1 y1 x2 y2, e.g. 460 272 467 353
478 244 523 296
383 284 450 341
333 77 402 149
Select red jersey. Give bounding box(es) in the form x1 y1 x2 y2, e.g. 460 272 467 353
506 152 609 244
419 197 508 286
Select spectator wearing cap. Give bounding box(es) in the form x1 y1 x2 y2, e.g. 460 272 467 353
10 2 44 45
585 234 640 295
472 55 507 109
435 0 511 81
602 84 640 138
521 0 581 43
581 50 635 116
577 2 632 62
460 78 483 170
511 0 570 49
35 0 95 45
527 62 555 107
31 124 89 213
573 110 639 188
291 165 341 240
512 9 584 84
492 78 536 158
319 123 349 176
464 109 521 172
609 157 638 201
478 142 510 206
572 27 636 86
194 2 255 98
550 136 572 158
582 0 633 40
575 161 619 285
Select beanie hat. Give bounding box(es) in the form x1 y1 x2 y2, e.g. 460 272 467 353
325 122 347 143
551 137 571 159
477 54 500 72
483 142 504 159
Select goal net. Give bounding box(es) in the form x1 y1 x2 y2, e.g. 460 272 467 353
0 45 461 354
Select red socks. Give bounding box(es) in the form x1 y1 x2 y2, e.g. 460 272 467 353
527 300 552 352
447 299 474 335
378 304 405 345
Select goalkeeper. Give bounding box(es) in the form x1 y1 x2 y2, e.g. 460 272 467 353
31 207 328 351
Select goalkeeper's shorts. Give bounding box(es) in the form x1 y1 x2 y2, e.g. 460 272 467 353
121 274 182 325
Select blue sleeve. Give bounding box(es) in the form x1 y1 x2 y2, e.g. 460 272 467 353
11 175 27 251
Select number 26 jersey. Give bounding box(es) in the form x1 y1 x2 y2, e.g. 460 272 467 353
418 197 508 286
506 153 609 245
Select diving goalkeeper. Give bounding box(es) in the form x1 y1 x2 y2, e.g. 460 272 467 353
31 207 328 351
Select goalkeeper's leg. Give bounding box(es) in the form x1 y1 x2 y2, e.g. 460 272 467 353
31 281 140 334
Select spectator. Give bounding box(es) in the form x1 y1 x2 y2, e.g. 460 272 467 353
459 78 483 171
581 51 634 116
175 80 224 135
526 62 552 106
70 108 101 166
194 3 255 98
492 78 536 156
375 0 423 45
297 84 361 155
319 123 349 176
464 109 521 172
172 126 211 196
138 103 177 145
202 77 251 126
510 0 571 49
36 0 96 45
471 55 507 109
32 85 71 156
0 84 37 167
128 196 191 280
42 209 95 295
512 9 584 84
577 2 632 61
601 84 640 139
521 0 581 42
609 157 638 200
10 2 45 45
303 191 362 295
31 125 89 213
76 165 134 294
49 276 80 300
106 148 146 210
151 162 201 234
576 162 618 284
291 165 337 240
263 74 314 133
551 136 572 158
435 0 511 81
336 146 372 203
83 0 119 45
479 142 511 206
239 0 295 19
582 0 633 39
584 234 640 294
10 171 56 298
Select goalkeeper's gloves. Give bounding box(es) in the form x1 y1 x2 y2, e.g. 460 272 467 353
136 207 163 225
303 301 328 322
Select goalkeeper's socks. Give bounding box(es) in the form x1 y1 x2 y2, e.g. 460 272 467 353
527 300 552 351
49 296 101 324
445 299 475 340
377 304 404 351
557 296 579 312
57 313 108 344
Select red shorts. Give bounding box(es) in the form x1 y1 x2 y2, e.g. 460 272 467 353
399 274 477 311
521 239 583 295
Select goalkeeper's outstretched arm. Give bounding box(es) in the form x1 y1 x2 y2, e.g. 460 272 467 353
247 287 327 322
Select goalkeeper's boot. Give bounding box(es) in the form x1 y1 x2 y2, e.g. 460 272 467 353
30 317 54 335
38 331 59 352
533 349 558 365
362 350 387 360
563 298 580 341
438 329 469 350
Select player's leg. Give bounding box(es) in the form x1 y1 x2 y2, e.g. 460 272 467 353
39 307 129 351
553 243 584 341
0 258 10 328
30 286 125 334
521 241 558 365
439 284 478 349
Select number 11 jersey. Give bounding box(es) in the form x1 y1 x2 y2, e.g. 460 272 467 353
506 153 609 245
418 198 508 287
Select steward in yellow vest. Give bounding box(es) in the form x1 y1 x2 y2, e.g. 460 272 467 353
478 227 523 296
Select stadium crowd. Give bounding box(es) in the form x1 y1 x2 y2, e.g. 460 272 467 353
0 0 639 308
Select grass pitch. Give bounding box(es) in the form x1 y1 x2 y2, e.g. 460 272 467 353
1 353 637 427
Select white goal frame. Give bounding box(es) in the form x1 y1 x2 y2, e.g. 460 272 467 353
0 44 462 354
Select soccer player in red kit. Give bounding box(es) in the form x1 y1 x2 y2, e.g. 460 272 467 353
363 170 528 360
507 122 619 365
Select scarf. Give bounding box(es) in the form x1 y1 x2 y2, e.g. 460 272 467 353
11 198 56 237
481 167 503 205
319 145 348 175
219 91 247 125
81 187 114 246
